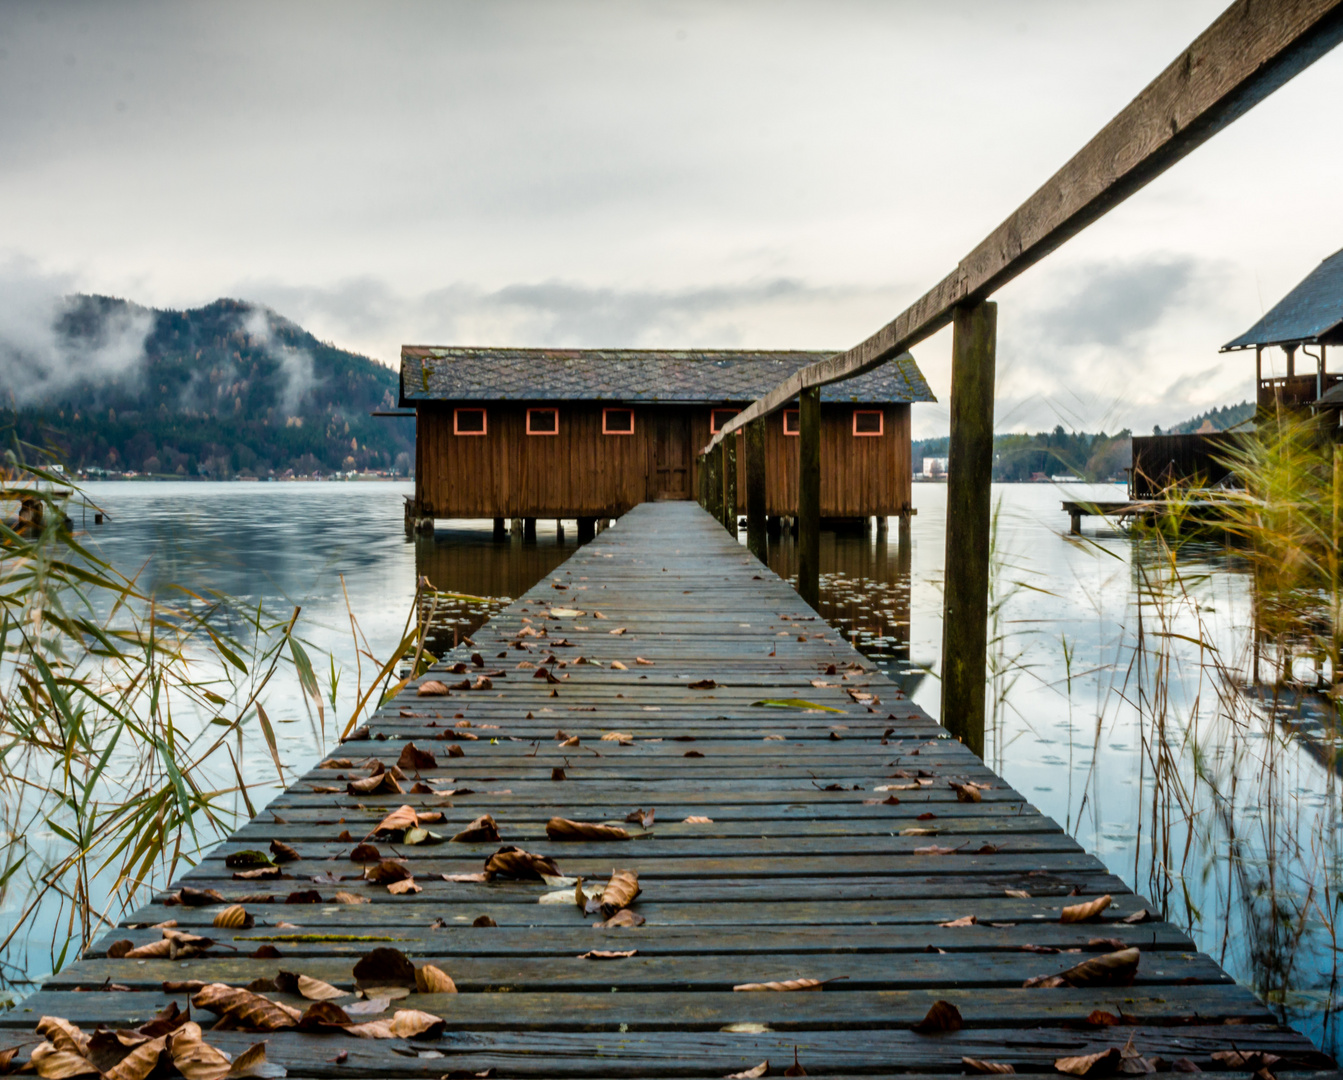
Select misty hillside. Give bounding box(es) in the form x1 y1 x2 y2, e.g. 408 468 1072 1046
1 295 414 477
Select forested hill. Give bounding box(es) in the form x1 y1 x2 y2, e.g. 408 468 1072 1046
2 295 413 478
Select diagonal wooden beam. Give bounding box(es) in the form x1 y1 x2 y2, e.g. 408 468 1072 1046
705 0 1343 452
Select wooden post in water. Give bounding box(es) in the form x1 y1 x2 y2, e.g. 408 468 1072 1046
940 300 996 759
492 517 506 541
745 417 767 561
723 432 738 534
797 386 821 608
705 444 724 524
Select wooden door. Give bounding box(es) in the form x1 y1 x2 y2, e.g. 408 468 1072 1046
653 411 690 499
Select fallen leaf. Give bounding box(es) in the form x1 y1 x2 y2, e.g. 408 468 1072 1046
579 949 637 959
269 840 300 863
212 905 253 929
484 845 561 880
750 698 842 712
364 860 412 885
733 977 836 991
353 947 418 991
915 845 957 856
348 772 403 796
601 731 633 743
550 607 585 618
1210 1051 1281 1070
1121 909 1153 924
350 843 381 862
387 1009 445 1039
397 743 437 771
387 879 421 895
912 999 963 1034
451 815 501 843
341 997 391 1016
720 1023 772 1034
599 868 640 917
594 909 645 928
177 887 226 907
689 679 717 689
1005 889 1031 899
725 1064 768 1079
473 915 497 927
415 964 458 993
783 1046 808 1076
371 805 419 836
609 627 627 635
939 915 977 927
963 1059 1016 1074
1061 895 1113 923
683 816 714 823
443 872 488 883
417 681 449 696
546 818 631 842
191 984 302 1030
635 657 654 665
1025 947 1140 988
446 744 466 757
333 892 369 905
1054 1048 1122 1077
296 975 346 1001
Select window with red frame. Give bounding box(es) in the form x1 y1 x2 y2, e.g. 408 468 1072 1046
454 408 487 435
527 407 558 435
852 410 883 436
782 409 800 436
710 408 741 434
603 407 634 435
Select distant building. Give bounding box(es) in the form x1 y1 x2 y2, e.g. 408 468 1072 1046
398 347 935 531
921 457 949 479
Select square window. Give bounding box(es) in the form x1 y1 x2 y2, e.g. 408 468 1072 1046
853 410 883 436
527 407 558 435
710 408 741 434
603 407 634 435
454 408 487 435
783 409 800 436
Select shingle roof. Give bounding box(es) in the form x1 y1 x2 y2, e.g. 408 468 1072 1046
398 347 935 406
1223 247 1343 351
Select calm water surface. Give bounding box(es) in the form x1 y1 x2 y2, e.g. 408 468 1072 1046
18 479 1343 1053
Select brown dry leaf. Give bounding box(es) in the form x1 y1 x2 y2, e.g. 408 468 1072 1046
212 905 253 930
29 1045 98 1080
101 1037 166 1080
397 743 437 771
948 781 982 803
683 815 714 824
348 772 402 796
939 915 977 927
733 978 831 992
689 679 717 689
915 845 957 856
353 947 418 991
725 1064 768 1080
106 940 134 958
1054 1048 1122 1076
783 1047 808 1076
484 845 561 880
289 975 345 1002
595 909 645 928
178 887 226 906
232 865 282 881
901 827 939 836
551 767 566 781
546 818 631 842
451 815 501 843
387 878 422 895
443 872 488 883
963 1059 1016 1074
1005 889 1031 899
635 656 654 665
191 984 302 1030
446 743 466 757
609 627 627 635
165 1022 231 1080
387 1009 446 1039
579 949 637 959
601 731 633 743
1121 909 1153 924
415 964 458 993
473 915 497 927
599 868 640 917
36 1018 90 1056
417 680 450 696
1061 894 1113 923
341 997 391 1017
1210 1051 1281 1070
350 843 381 862
364 860 412 885
333 891 370 905
1026 947 1140 989
268 840 300 863
318 759 354 769
372 805 419 835
911 999 963 1034
309 785 342 794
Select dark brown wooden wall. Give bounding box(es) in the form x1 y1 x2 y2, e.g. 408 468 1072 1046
415 402 912 519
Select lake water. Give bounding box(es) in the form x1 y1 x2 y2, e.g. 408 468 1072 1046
11 479 1343 1054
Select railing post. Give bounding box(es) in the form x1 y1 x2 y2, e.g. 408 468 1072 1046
705 443 723 523
797 386 821 608
723 430 738 533
745 417 767 561
940 300 996 759
696 454 706 507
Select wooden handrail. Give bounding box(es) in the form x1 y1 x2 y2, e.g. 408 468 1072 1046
703 0 1343 454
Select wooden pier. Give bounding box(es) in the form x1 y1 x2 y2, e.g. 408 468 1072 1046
11 502 1332 1077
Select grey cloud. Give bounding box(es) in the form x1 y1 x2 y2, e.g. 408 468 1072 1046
0 258 153 406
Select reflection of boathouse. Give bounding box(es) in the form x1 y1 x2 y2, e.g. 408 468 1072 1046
398 347 934 534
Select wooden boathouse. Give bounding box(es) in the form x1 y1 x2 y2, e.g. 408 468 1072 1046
399 347 933 537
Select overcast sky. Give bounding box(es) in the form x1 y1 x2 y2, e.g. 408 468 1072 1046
3 0 1342 437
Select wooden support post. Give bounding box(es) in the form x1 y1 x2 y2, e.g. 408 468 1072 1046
555 519 565 541
523 517 537 541
940 300 996 760
898 508 911 544
745 417 767 561
797 386 821 609
722 431 738 533
510 517 523 540
705 443 724 523
492 517 506 541
577 517 595 542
